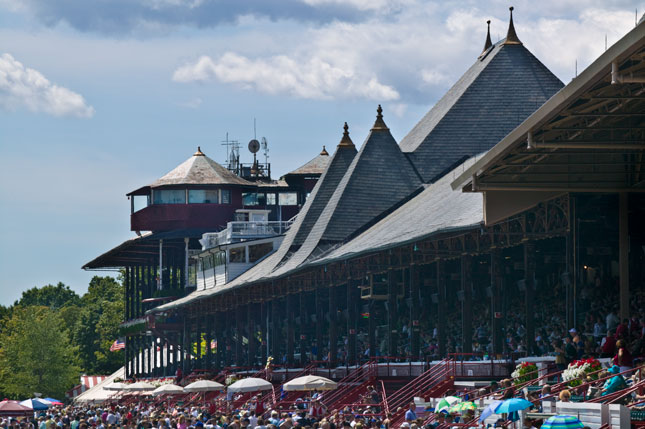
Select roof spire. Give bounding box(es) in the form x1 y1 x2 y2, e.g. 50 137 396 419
194 146 205 156
503 6 522 45
371 104 389 131
482 20 493 53
338 122 355 149
320 145 329 156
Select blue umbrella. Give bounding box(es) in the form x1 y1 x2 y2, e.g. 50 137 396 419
19 399 49 411
43 398 63 405
479 400 502 422
541 415 584 429
494 398 533 414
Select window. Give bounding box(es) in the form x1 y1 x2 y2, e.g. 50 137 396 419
229 247 246 263
279 192 298 206
154 189 186 204
214 251 226 267
132 195 150 213
249 242 274 263
221 189 231 204
266 193 277 205
242 193 259 206
188 190 219 204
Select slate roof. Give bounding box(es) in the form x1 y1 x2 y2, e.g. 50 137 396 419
270 107 423 276
148 147 253 188
284 147 331 177
400 40 563 183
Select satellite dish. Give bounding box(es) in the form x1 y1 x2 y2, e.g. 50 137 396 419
248 139 260 153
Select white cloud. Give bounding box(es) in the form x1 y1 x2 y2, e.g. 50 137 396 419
173 52 399 101
178 97 203 108
0 53 94 118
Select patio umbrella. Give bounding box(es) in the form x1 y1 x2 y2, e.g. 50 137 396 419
283 375 337 391
436 396 461 413
152 384 185 396
104 382 127 391
184 380 225 392
19 399 49 411
0 401 32 417
123 381 156 391
541 415 584 429
479 400 502 422
43 398 63 406
494 398 533 414
228 377 273 393
448 401 475 413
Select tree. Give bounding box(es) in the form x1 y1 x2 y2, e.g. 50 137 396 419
0 306 80 399
15 282 80 309
72 276 124 373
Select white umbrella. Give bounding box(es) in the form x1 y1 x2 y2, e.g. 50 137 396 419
283 375 337 391
123 381 156 391
228 377 273 393
184 380 225 392
19 399 50 410
104 382 127 391
152 384 185 397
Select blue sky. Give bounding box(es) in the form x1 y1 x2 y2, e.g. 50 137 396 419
0 0 642 305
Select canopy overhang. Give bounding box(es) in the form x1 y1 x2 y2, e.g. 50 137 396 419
451 21 645 223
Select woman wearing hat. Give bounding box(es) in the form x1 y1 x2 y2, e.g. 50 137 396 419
601 365 627 396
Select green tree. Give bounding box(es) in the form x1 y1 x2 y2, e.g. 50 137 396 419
72 276 124 374
15 282 80 309
0 306 80 399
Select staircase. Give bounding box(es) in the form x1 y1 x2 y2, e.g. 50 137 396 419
321 360 377 411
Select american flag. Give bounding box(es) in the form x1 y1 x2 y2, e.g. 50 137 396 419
110 339 125 352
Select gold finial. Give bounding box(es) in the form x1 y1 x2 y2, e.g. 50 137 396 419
503 6 522 45
371 104 389 131
338 122 355 149
482 20 493 53
194 146 205 156
320 145 329 156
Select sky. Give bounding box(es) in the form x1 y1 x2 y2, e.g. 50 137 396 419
0 0 642 305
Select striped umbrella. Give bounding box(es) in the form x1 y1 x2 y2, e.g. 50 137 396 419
541 415 584 429
436 396 461 413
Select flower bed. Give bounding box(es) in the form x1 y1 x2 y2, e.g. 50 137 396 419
511 362 538 385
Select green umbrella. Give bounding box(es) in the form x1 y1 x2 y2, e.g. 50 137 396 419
436 396 461 413
448 401 476 413
541 415 584 429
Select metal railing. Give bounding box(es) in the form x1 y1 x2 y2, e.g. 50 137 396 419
201 220 293 248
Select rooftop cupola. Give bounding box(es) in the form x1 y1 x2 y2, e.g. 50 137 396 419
338 122 356 148
482 20 493 54
371 105 389 131
503 6 522 45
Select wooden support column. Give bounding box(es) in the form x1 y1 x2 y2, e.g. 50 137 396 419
315 287 324 361
387 268 398 358
214 313 222 372
248 303 256 368
410 265 421 360
524 243 536 354
461 256 473 354
299 291 308 366
347 281 358 365
223 311 231 367
491 250 503 356
235 305 243 366
436 260 446 358
286 295 295 366
260 302 267 366
271 298 281 360
368 298 376 358
125 336 130 378
619 192 630 321
328 286 338 366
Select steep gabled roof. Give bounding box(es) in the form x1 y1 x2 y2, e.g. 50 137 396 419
284 147 331 177
149 147 253 188
272 106 423 275
400 16 563 183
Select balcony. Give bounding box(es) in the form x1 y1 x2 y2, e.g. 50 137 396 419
200 220 293 249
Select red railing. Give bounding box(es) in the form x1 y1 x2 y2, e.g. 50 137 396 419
322 360 376 409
